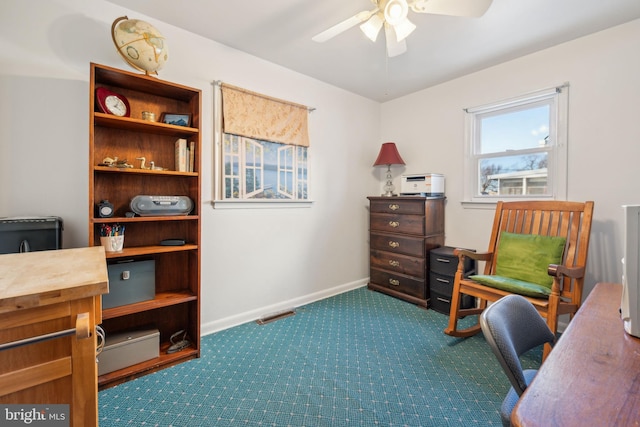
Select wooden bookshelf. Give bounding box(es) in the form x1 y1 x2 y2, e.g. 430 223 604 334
89 63 201 389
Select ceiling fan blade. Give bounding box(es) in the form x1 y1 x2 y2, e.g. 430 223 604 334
312 8 379 42
409 0 493 17
384 25 407 57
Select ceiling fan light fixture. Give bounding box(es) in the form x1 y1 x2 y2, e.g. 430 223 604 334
393 17 416 42
384 0 409 26
384 24 407 57
360 14 384 42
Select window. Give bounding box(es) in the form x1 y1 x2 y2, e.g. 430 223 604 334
213 82 312 207
464 85 568 203
222 134 309 200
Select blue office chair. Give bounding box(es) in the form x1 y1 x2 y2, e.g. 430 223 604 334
480 294 556 427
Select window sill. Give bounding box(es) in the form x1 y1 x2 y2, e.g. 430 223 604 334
211 200 314 209
461 200 499 210
462 195 558 210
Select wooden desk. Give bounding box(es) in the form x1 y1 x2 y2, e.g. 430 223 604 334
0 247 108 427
512 282 640 426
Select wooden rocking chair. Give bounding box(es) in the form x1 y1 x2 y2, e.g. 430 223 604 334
444 200 594 360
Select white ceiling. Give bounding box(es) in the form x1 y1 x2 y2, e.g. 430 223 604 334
107 0 640 102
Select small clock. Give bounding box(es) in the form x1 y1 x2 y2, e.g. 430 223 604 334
96 87 130 117
98 200 114 218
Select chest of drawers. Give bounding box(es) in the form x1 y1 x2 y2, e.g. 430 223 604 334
367 196 445 307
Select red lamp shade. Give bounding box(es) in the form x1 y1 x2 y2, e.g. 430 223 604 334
373 142 405 166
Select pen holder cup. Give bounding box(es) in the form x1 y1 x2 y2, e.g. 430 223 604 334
100 235 124 253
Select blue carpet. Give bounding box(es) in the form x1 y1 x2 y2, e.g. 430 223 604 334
99 287 542 426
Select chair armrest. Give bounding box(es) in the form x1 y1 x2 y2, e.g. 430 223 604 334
453 248 493 274
548 264 586 294
453 248 493 262
547 264 585 279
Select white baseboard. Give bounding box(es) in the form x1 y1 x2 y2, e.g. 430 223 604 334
201 278 369 336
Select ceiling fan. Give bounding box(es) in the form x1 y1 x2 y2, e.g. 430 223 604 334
312 0 493 57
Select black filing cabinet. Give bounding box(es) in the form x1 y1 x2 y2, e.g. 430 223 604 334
429 246 476 314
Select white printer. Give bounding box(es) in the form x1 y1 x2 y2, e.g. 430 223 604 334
400 173 444 197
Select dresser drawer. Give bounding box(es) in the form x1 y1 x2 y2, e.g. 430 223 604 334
370 250 425 278
430 291 453 315
429 271 454 295
370 232 424 257
370 213 425 235
430 269 476 295
430 290 475 315
370 268 426 299
430 246 475 276
370 199 425 215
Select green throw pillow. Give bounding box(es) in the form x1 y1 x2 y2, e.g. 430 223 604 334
494 231 566 288
469 275 552 298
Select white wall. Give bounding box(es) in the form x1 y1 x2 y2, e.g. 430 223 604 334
380 19 640 297
0 0 382 333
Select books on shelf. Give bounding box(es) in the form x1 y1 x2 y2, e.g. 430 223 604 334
175 138 196 172
189 141 195 173
175 138 187 172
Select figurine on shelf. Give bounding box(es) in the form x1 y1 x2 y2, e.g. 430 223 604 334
136 157 167 170
149 161 167 171
136 157 150 169
99 156 133 168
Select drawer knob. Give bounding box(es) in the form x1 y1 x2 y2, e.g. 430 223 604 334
436 258 451 263
437 297 451 303
389 260 400 267
436 277 450 284
389 278 400 286
389 221 400 228
388 241 400 248
389 204 399 211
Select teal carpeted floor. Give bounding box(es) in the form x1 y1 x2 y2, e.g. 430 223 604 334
98 287 542 426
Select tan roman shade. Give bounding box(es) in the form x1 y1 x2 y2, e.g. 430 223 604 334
220 83 310 147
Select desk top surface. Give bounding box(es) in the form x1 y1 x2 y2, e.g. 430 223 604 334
0 246 108 314
512 282 640 426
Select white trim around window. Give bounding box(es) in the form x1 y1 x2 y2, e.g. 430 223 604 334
462 84 569 207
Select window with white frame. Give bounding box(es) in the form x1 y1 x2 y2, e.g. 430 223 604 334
214 82 312 205
222 134 309 200
464 85 568 203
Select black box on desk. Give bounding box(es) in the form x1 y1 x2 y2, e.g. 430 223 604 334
103 259 155 309
0 216 63 254
98 328 159 376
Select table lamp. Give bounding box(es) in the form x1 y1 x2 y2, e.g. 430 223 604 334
373 142 405 197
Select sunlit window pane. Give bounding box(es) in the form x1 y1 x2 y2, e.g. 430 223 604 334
479 104 551 154
222 133 308 200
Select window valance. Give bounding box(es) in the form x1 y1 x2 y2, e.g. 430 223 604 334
220 83 310 147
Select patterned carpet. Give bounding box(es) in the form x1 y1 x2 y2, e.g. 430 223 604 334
98 287 542 426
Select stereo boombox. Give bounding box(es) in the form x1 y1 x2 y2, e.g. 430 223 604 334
130 195 193 216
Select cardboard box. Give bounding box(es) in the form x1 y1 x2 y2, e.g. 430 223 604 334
103 259 155 309
98 328 159 376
